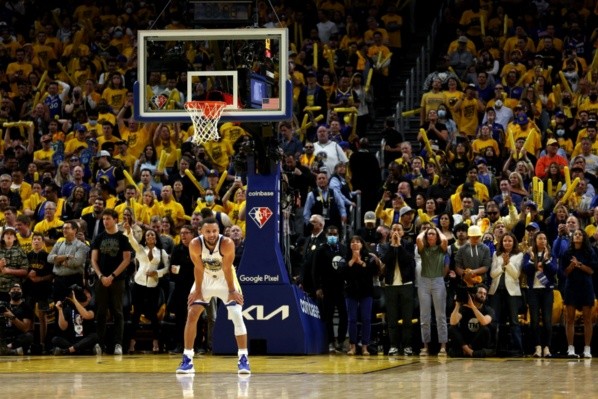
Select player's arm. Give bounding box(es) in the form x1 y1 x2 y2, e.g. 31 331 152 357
221 237 244 305
188 237 205 305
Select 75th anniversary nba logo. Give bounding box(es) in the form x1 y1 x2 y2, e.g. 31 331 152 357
249 207 273 228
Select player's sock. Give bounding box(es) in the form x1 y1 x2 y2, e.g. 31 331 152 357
184 349 195 359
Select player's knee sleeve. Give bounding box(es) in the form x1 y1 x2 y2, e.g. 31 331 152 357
228 305 247 336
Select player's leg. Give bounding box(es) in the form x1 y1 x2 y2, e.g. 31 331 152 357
184 303 206 351
227 303 250 374
177 282 209 374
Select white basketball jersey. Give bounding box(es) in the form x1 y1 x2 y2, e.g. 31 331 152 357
200 235 224 272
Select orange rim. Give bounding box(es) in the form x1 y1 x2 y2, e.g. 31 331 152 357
184 101 227 119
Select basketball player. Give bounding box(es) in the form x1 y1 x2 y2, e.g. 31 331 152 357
176 217 250 374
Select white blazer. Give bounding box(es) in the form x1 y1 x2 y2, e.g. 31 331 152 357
489 252 523 296
125 230 170 288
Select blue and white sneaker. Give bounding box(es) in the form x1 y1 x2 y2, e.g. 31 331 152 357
238 354 251 374
176 355 195 374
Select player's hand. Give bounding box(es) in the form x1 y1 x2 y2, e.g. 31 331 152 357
187 289 204 306
227 290 244 306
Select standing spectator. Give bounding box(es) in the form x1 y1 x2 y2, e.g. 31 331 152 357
381 117 404 167
382 223 416 355
488 232 524 356
454 84 485 139
561 229 596 359
313 225 348 353
448 36 475 79
342 235 378 355
24 232 52 353
349 137 382 213
81 197 105 242
416 226 449 356
299 215 327 295
420 78 446 126
313 125 349 176
455 226 492 285
522 231 557 358
0 228 29 302
48 220 89 302
33 201 64 250
279 121 303 159
123 225 169 354
303 172 347 232
90 209 133 356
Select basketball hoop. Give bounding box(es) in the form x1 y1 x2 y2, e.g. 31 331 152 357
184 101 227 144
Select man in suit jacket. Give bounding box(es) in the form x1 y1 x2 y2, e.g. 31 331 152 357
81 197 106 242
299 214 327 297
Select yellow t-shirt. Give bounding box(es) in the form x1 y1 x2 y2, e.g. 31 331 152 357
114 200 144 223
472 137 500 157
457 97 481 137
101 87 128 110
420 91 447 120
159 200 186 224
33 218 64 251
122 126 150 159
33 148 54 162
64 138 88 156
203 140 234 173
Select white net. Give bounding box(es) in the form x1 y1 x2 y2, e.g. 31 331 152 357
184 101 227 144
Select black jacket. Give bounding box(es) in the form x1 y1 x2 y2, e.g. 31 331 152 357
382 242 416 285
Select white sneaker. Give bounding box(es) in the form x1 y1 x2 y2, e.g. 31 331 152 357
533 346 542 358
388 347 399 356
114 344 123 355
94 344 102 355
328 343 337 353
583 346 592 359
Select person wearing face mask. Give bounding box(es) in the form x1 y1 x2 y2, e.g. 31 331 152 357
313 225 348 353
553 123 574 156
194 188 226 215
0 283 33 355
486 96 513 132
436 105 458 145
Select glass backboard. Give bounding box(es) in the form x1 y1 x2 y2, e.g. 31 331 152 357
134 28 291 122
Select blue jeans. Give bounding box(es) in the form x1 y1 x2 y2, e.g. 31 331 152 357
417 276 448 344
345 296 373 345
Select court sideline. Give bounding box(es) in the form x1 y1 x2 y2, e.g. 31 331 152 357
0 353 596 398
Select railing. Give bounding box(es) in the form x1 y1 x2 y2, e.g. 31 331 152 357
395 4 445 137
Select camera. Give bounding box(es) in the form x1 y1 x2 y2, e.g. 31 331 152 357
455 286 473 304
66 284 87 303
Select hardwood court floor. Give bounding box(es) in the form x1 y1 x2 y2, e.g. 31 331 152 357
0 353 597 398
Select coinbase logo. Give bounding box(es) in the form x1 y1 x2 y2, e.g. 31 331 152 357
248 207 273 228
